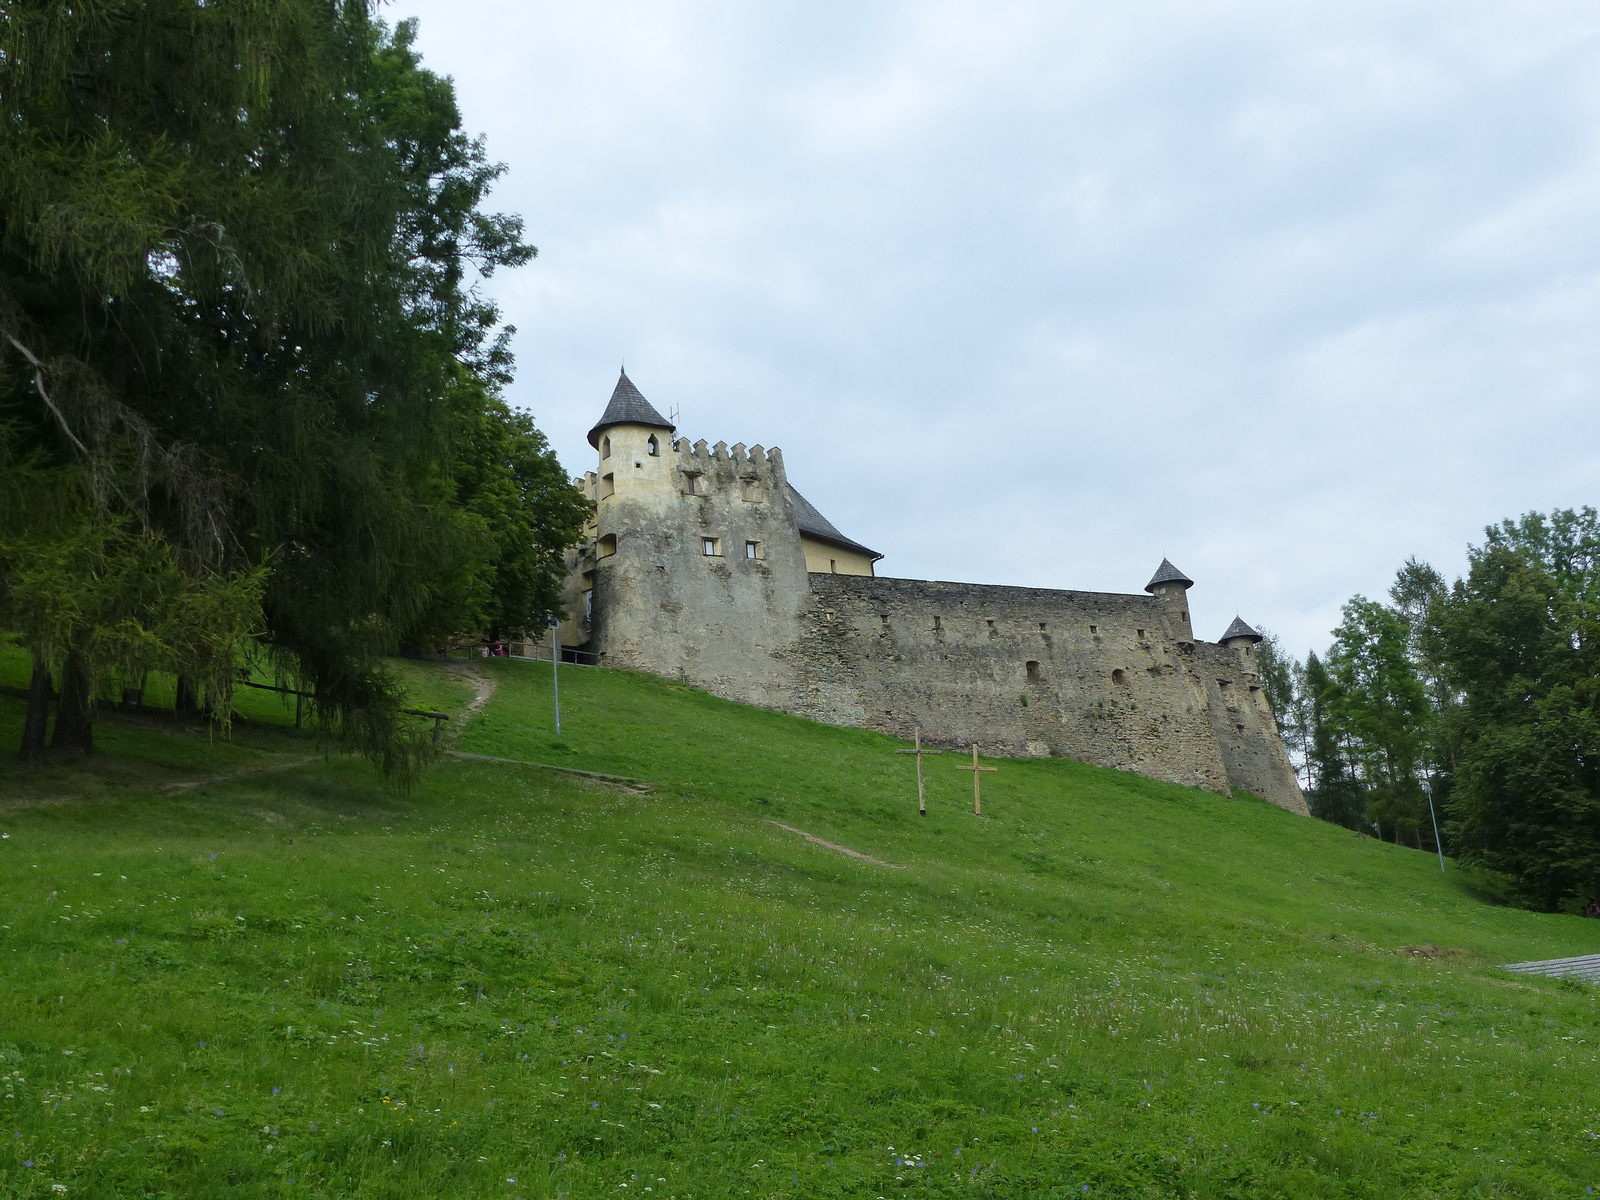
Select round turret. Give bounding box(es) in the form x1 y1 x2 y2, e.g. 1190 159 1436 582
1143 558 1194 594
1219 615 1263 649
1144 557 1195 641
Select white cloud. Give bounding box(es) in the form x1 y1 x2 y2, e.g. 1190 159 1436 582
399 0 1600 655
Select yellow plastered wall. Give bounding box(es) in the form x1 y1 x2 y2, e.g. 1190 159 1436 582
802 536 876 577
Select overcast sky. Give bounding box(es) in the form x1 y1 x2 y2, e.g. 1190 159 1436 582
398 0 1600 655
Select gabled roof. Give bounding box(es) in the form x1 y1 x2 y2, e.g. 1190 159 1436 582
787 484 882 561
1220 616 1263 644
587 370 675 448
1144 558 1194 592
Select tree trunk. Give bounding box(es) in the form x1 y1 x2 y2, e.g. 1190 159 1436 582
50 651 94 755
20 655 52 764
175 675 199 717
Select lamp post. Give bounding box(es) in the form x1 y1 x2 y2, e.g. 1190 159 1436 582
1425 784 1445 873
549 616 561 735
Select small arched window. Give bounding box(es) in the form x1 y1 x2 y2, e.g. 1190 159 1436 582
646 435 659 456
1026 660 1041 682
1112 668 1127 684
601 435 611 459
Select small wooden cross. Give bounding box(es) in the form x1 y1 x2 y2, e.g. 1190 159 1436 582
955 743 997 815
894 729 943 816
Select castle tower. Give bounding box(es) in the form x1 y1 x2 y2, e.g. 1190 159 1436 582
575 371 812 700
1144 558 1195 642
1219 615 1263 668
587 370 678 517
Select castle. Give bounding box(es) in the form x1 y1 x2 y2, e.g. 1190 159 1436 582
557 372 1308 815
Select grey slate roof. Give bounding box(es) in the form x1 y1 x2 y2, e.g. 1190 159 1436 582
1220 616 1262 644
587 370 675 448
1144 558 1194 592
787 485 882 561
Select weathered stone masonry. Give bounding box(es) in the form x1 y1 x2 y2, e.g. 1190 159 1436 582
558 372 1309 816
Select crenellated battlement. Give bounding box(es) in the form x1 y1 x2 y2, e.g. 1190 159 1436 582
673 434 787 494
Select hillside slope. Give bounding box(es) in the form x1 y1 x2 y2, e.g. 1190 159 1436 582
0 654 1596 1198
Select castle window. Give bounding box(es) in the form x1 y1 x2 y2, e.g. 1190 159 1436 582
703 537 721 557
746 540 760 559
830 559 837 573
1090 625 1098 634
599 472 615 499
1137 629 1145 639
1112 668 1126 684
686 473 696 494
601 436 611 459
598 534 617 558
1026 660 1041 682
647 435 659 456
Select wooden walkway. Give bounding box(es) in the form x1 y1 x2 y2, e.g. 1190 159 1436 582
1502 953 1600 982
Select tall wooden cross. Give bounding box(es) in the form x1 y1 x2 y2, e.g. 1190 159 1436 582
894 729 943 816
955 743 997 815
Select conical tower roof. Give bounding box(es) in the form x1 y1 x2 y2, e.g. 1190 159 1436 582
587 370 675 448
1144 558 1194 593
1219 616 1262 644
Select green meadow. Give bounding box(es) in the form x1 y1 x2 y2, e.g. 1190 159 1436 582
0 647 1597 1199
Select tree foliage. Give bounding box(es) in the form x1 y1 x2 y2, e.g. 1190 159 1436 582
1439 508 1600 909
1267 509 1600 909
0 2 587 771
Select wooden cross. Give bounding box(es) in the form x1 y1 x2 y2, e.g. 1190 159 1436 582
955 743 997 815
894 729 943 815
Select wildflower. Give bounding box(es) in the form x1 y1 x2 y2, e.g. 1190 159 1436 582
273 1088 280 1095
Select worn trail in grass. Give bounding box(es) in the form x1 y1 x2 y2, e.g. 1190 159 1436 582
0 652 1597 1198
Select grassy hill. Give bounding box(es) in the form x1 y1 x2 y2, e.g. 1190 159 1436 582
0 649 1597 1198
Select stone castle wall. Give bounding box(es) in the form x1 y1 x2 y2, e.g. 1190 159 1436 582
564 424 1308 816
784 575 1232 796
